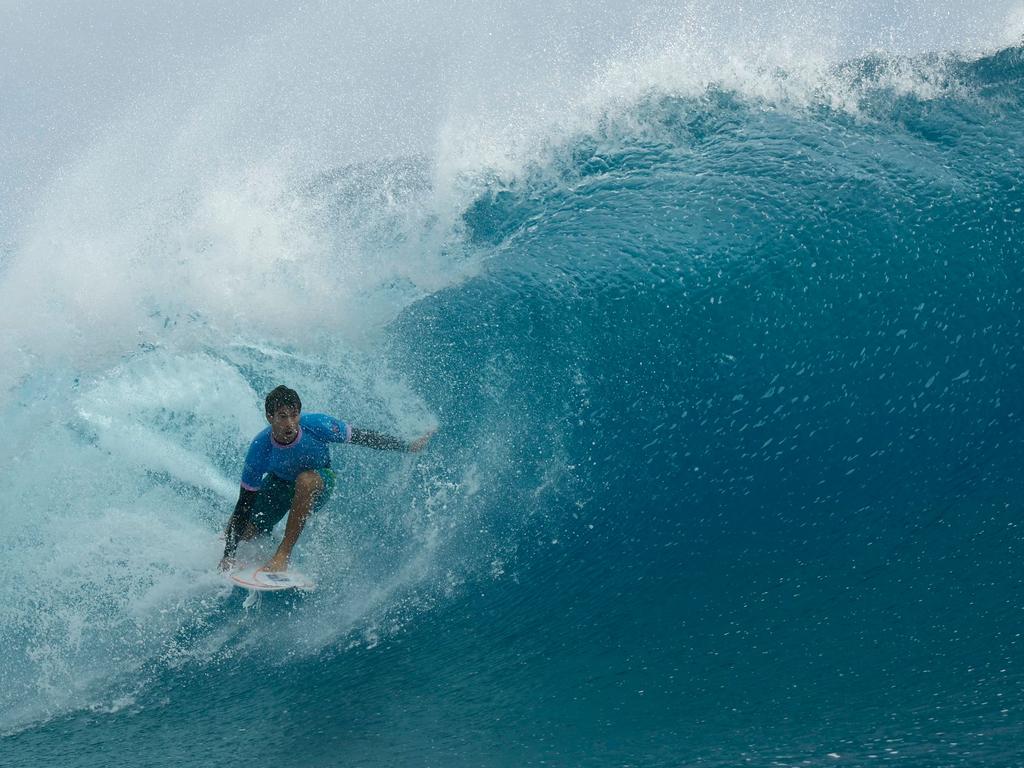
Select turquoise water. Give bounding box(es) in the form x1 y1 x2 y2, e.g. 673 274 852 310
1 17 1023 768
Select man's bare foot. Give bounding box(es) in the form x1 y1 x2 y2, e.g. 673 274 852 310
260 553 290 573
219 556 238 572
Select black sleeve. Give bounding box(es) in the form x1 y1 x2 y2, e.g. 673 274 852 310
223 487 258 558
350 427 409 452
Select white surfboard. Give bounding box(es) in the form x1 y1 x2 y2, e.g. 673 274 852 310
226 566 316 592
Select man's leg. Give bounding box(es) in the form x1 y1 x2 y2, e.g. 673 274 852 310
262 470 325 572
237 475 295 542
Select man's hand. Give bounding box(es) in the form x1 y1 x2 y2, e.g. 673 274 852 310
408 429 436 453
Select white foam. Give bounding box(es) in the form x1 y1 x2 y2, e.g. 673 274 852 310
434 1 1022 192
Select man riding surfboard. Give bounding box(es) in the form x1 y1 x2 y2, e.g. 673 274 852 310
219 385 433 572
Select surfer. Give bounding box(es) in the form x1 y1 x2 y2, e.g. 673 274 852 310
219 385 433 573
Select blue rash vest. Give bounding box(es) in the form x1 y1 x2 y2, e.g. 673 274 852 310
240 413 352 491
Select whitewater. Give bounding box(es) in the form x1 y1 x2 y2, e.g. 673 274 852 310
2 2 1023 766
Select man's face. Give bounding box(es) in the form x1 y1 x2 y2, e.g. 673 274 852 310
268 406 300 445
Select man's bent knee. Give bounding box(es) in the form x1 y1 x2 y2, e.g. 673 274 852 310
294 470 325 496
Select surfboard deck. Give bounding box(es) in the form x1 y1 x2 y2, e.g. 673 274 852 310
225 566 316 592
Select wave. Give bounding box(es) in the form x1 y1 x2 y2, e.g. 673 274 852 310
2 34 1024 764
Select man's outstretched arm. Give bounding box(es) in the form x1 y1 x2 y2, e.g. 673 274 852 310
350 427 435 453
219 487 258 568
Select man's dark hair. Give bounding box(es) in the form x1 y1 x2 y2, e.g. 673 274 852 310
265 385 302 416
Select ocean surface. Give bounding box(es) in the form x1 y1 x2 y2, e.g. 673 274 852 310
1 8 1023 767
